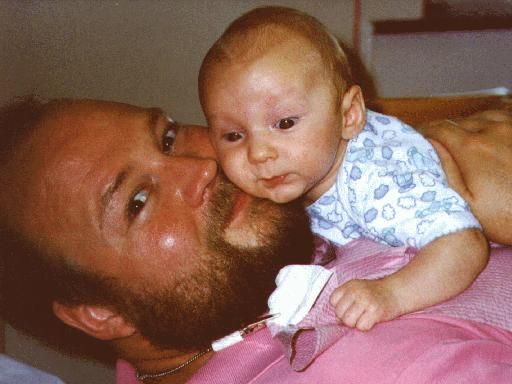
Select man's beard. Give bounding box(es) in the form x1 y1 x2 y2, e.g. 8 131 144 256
116 175 314 351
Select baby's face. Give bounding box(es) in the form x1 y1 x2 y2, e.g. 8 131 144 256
202 39 347 203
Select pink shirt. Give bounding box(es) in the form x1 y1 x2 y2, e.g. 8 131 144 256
117 239 512 383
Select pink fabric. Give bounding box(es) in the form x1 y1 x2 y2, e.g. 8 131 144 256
186 316 512 384
116 359 139 384
280 239 512 370
116 239 512 383
274 239 415 370
261 316 512 384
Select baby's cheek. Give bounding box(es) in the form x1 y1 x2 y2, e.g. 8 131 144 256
225 165 267 198
220 157 253 188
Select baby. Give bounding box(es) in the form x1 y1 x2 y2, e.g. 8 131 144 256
198 6 489 331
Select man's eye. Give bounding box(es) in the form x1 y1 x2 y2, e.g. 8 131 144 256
127 190 148 219
276 118 297 130
162 124 177 154
223 132 244 142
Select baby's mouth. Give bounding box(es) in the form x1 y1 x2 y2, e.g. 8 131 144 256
261 174 288 188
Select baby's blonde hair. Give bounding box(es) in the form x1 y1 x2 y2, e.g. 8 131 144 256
199 6 353 109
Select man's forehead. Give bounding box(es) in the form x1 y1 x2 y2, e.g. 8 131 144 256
43 99 151 128
39 100 168 176
15 99 156 208
33 100 164 152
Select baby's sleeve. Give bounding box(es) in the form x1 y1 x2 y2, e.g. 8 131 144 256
346 130 481 249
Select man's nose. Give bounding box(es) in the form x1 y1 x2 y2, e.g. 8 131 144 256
170 157 218 208
177 125 216 159
248 134 277 164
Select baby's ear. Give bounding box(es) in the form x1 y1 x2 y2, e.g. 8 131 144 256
340 85 366 140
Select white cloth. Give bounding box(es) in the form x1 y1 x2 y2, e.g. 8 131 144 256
211 331 244 352
266 265 332 336
212 264 332 350
0 354 65 384
307 110 480 249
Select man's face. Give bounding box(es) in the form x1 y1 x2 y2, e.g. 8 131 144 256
12 100 313 349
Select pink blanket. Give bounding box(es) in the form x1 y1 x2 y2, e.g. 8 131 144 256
117 240 512 383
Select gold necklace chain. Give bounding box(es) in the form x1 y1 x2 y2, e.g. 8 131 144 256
136 347 213 382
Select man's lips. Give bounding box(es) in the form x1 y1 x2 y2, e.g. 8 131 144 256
261 174 288 188
226 191 251 229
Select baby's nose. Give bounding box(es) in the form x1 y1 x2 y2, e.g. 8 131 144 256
248 136 277 164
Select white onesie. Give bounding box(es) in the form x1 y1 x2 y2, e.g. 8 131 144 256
307 110 480 249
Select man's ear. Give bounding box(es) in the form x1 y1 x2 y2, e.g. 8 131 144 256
340 85 366 140
53 301 136 340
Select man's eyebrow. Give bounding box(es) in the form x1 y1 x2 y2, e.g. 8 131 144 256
147 107 164 139
100 167 131 228
98 108 163 228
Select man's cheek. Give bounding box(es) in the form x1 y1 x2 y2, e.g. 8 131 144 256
158 234 177 251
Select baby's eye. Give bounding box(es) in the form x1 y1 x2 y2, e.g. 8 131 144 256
223 131 244 142
162 122 177 154
127 190 148 220
276 117 297 130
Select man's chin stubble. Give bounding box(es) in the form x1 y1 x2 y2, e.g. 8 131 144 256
209 173 296 250
123 175 315 351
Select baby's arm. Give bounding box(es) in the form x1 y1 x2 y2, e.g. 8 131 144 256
330 228 489 331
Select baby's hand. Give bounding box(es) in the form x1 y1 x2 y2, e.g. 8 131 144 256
329 279 401 331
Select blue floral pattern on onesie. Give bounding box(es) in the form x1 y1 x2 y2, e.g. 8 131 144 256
307 110 480 248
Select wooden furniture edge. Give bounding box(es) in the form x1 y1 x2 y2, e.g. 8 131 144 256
367 95 511 126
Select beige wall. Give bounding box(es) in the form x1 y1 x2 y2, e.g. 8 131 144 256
371 29 512 97
355 1 511 97
357 0 423 65
1 0 354 126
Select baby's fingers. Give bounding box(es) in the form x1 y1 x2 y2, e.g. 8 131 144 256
355 311 378 331
340 302 366 328
330 287 354 319
330 285 347 307
330 287 365 328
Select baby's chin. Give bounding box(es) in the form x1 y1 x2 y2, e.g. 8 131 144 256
257 186 303 204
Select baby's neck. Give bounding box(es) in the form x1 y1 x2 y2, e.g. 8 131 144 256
305 141 347 205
